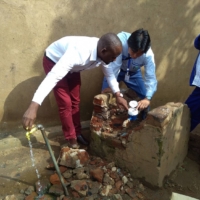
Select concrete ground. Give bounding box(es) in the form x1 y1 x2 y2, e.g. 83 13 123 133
0 125 200 200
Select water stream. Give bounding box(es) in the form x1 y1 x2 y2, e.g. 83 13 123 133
28 140 43 197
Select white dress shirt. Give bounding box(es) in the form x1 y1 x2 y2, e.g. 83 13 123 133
32 36 120 105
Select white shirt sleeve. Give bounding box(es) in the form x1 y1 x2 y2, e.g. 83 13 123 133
101 54 122 93
32 46 82 105
111 54 123 78
143 51 157 98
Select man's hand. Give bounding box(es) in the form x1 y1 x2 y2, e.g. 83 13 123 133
136 98 150 110
115 92 128 110
22 101 40 130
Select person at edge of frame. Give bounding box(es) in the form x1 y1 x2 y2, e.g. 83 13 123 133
185 34 200 132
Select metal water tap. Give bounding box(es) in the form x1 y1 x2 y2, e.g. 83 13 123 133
26 125 38 140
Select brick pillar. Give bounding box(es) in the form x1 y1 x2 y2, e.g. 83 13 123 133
90 94 190 187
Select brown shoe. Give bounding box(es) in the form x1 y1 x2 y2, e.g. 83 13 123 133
67 138 80 149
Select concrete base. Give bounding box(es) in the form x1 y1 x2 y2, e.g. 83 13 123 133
90 93 190 187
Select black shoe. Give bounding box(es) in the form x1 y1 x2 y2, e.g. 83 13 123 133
141 110 148 120
142 106 150 120
77 135 89 146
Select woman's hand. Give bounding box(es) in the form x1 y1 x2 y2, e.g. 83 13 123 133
136 98 150 110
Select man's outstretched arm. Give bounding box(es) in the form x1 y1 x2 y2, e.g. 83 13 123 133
115 91 129 110
22 101 40 130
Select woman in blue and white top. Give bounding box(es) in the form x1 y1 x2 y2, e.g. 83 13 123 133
185 34 200 131
102 29 157 117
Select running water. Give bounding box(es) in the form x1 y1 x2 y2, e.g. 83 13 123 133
28 140 43 197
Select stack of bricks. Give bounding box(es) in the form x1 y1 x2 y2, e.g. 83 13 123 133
90 90 190 187
91 89 140 149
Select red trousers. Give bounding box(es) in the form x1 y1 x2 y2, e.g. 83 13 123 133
43 55 81 140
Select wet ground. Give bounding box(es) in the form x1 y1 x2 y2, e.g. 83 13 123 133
0 137 58 197
0 128 200 200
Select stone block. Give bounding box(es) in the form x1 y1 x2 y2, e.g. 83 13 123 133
49 184 64 196
90 94 190 187
57 148 90 168
70 180 88 197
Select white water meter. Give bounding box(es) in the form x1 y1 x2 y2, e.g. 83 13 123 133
128 101 139 120
129 100 138 108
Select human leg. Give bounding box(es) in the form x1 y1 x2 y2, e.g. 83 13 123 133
66 72 88 145
66 72 81 136
43 56 77 143
185 87 200 131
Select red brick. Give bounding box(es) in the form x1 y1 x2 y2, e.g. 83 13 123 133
90 167 104 183
93 98 104 107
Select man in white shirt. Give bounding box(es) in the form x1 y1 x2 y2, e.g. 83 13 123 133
102 29 157 118
22 33 128 149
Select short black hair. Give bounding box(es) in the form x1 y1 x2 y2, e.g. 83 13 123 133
128 29 151 53
99 33 122 50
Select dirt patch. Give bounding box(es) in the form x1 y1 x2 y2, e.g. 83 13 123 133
0 134 200 200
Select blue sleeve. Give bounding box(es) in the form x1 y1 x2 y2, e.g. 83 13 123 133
143 49 157 98
194 34 200 50
189 35 200 86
